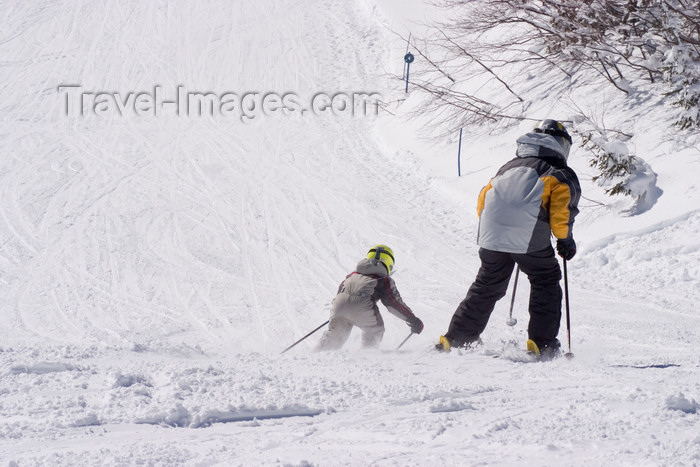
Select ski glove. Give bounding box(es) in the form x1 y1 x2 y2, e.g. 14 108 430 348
556 237 577 261
407 316 424 334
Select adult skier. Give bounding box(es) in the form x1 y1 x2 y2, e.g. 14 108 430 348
436 120 581 359
316 245 424 351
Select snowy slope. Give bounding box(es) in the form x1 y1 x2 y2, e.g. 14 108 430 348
0 0 468 352
1 1 699 466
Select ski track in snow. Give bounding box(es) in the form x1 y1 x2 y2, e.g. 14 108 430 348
1 0 699 466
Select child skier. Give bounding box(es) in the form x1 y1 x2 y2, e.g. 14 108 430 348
315 245 424 351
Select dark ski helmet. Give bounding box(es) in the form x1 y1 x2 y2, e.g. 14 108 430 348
367 244 394 275
533 119 572 158
533 119 572 144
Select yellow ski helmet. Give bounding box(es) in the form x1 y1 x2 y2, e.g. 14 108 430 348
367 244 395 274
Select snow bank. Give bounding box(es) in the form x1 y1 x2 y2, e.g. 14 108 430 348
665 393 699 414
9 362 76 375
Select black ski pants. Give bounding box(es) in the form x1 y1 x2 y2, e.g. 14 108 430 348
445 246 562 346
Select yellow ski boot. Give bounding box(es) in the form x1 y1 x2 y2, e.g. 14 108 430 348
435 335 451 352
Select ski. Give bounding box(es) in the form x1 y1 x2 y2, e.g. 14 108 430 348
432 339 571 363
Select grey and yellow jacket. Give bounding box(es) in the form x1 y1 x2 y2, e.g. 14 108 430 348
331 258 416 322
476 132 581 254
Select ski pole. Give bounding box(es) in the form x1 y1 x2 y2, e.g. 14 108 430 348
506 266 520 326
396 332 413 350
281 320 329 354
563 259 574 359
